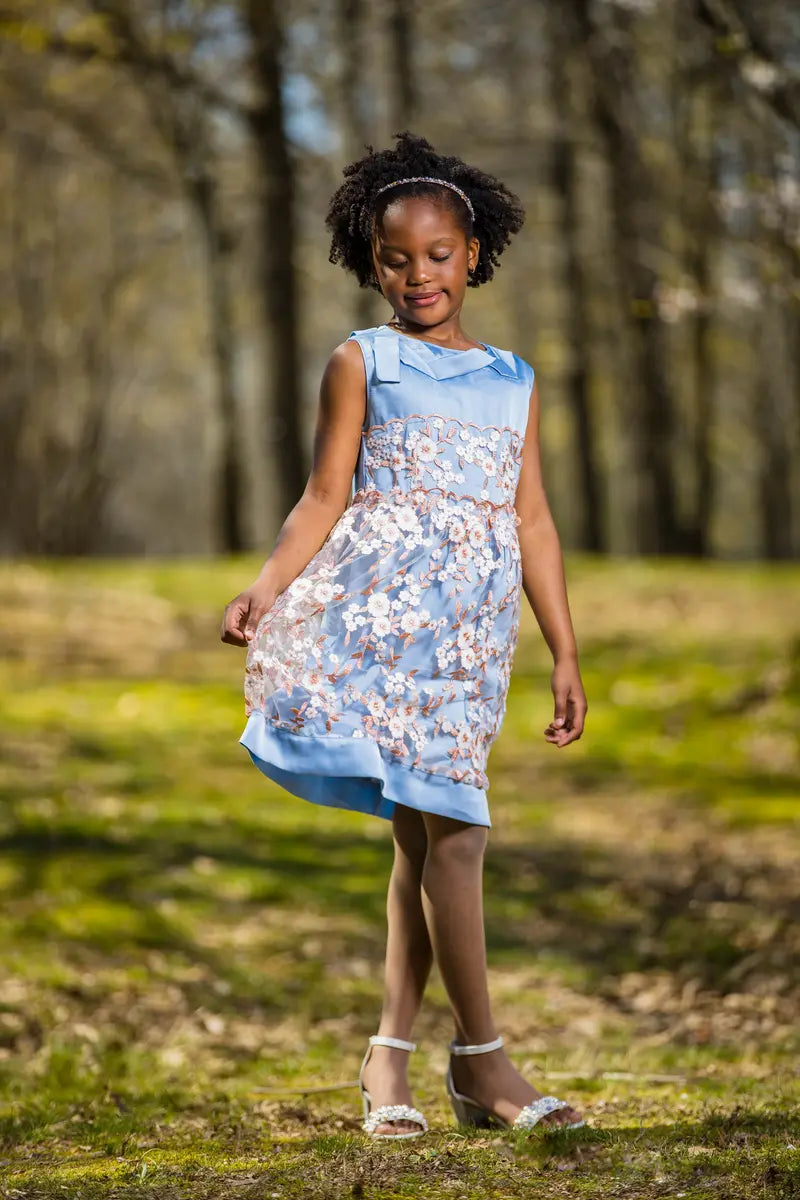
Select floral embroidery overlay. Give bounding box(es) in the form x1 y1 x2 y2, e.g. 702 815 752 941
361 415 524 505
244 415 525 791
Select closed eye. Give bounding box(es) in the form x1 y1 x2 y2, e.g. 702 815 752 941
384 254 453 267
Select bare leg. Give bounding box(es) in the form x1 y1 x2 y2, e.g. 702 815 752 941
420 812 583 1129
360 802 433 1134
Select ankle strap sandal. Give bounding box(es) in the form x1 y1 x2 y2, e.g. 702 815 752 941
446 1036 585 1132
359 1035 428 1139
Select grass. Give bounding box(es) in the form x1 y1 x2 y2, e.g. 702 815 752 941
0 555 798 1199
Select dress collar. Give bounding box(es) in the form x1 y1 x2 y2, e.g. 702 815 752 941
372 324 519 382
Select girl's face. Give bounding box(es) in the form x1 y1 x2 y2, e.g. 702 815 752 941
371 196 479 326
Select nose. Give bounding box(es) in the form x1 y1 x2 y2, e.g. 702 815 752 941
406 258 433 285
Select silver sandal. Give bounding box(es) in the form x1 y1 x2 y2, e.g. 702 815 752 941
359 1035 428 1139
446 1035 586 1131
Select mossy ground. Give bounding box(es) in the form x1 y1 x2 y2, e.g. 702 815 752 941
0 557 798 1199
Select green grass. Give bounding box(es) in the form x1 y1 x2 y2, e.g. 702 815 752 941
0 555 798 1199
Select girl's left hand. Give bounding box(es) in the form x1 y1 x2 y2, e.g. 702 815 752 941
544 658 587 746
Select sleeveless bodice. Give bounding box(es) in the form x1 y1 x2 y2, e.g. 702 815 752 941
350 324 532 513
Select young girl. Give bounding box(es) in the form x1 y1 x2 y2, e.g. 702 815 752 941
221 131 588 1139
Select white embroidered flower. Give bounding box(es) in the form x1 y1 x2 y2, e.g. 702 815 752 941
394 507 419 531
435 643 453 671
457 626 475 649
414 435 438 462
366 592 390 617
456 728 473 753
371 616 391 637
388 715 406 738
400 609 421 633
460 647 476 668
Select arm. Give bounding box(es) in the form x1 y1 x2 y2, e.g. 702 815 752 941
220 338 366 647
513 378 587 746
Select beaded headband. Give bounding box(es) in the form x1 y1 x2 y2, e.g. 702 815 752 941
367 176 475 222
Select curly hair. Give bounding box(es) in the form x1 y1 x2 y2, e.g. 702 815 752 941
325 131 525 292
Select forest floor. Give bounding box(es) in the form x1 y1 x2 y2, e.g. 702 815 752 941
0 556 798 1200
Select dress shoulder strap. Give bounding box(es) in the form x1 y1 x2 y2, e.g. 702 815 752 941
348 326 400 383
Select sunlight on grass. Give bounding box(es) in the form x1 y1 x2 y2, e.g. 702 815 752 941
0 557 797 1198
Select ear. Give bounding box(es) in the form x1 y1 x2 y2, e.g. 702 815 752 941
467 235 480 273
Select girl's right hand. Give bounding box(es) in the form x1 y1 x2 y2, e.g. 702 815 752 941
220 581 280 647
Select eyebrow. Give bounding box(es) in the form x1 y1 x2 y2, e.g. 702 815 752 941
377 236 459 250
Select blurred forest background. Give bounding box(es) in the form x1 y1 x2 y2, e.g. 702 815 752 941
1 0 798 560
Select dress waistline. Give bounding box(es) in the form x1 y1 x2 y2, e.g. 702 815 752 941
351 484 521 526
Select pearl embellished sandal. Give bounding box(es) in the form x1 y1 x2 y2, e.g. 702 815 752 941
359 1035 428 1139
446 1035 586 1132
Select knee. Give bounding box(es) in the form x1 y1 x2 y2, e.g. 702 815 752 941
423 820 487 873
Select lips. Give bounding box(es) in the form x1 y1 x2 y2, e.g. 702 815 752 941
406 291 443 307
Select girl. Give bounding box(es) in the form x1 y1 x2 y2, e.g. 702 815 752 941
221 132 588 1139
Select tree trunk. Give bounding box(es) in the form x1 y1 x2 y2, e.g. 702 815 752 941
550 6 603 552
580 0 684 554
243 0 307 513
339 0 382 331
679 79 718 557
188 170 246 552
387 0 415 131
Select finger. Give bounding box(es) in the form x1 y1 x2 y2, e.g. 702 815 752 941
243 604 266 643
548 704 587 744
551 691 569 728
221 627 247 646
221 600 248 645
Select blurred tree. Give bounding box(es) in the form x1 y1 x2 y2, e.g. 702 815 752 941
548 2 604 552
243 0 307 512
338 0 383 332
0 0 797 559
88 1 248 551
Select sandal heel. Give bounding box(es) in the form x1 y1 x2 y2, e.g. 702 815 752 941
445 1058 502 1129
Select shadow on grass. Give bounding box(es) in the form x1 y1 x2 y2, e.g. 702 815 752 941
1 800 797 1014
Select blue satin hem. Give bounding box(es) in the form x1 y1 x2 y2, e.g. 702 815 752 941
239 712 491 828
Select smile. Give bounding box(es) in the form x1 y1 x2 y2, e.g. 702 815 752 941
405 292 443 307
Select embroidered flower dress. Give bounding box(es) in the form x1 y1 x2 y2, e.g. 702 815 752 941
240 323 534 827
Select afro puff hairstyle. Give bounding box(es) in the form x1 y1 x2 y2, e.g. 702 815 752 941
325 131 525 292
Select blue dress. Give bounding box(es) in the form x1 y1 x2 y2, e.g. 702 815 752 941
239 323 534 827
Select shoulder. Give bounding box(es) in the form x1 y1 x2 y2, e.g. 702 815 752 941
331 325 387 378
320 336 369 388
487 341 535 389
